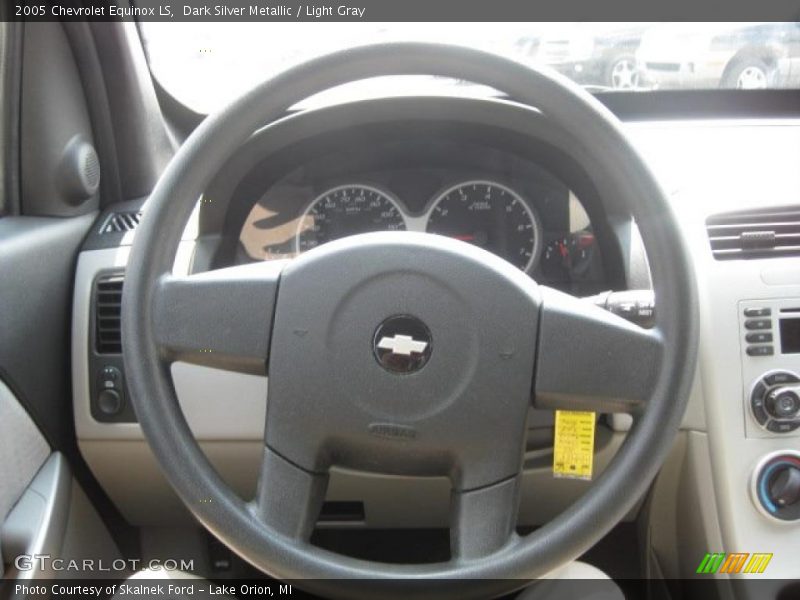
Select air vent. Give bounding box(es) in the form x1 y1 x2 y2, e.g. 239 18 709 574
94 275 124 354
101 211 142 234
706 208 800 260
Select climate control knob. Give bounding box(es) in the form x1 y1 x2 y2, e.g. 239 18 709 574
769 465 800 508
752 452 800 521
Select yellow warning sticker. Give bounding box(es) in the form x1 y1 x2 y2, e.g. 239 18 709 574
553 410 596 480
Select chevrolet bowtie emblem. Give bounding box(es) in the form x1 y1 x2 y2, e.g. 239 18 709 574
373 315 433 374
377 334 428 356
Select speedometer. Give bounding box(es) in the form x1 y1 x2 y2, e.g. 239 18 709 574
425 180 542 272
295 184 406 253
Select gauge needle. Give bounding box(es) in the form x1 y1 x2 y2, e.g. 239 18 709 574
452 234 476 242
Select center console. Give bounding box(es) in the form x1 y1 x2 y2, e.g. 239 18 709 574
740 299 800 439
739 299 800 530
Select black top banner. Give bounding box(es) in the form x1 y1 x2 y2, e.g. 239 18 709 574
7 0 800 22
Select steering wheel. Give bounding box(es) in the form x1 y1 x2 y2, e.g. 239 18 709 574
122 43 697 599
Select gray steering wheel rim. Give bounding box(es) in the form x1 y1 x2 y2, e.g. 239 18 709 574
122 43 697 599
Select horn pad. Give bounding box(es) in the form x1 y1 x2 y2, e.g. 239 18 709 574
265 232 541 491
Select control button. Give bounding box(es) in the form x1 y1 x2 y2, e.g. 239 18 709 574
765 372 800 386
97 389 123 415
752 380 769 400
634 298 655 326
747 345 774 356
744 319 772 330
746 332 773 344
766 388 800 419
751 380 770 425
613 301 637 319
101 365 120 380
766 420 800 433
744 307 772 317
774 396 800 418
591 290 655 327
752 402 769 425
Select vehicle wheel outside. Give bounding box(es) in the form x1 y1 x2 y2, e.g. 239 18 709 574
606 53 640 89
722 58 772 89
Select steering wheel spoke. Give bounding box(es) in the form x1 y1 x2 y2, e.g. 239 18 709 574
151 261 285 375
534 286 664 414
450 476 521 561
252 447 329 541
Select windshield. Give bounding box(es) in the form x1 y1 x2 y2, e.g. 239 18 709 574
140 22 800 113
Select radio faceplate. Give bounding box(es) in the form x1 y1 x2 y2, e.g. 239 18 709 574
740 299 800 438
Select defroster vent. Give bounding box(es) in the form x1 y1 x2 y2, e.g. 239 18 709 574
101 211 142 234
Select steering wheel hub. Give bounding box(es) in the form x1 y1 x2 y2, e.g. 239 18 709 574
266 233 538 489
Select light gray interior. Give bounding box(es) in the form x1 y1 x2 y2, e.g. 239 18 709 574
0 380 50 531
71 118 800 582
2 18 799 599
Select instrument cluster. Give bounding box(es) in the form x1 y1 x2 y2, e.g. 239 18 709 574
233 137 610 295
239 182 606 295
292 180 544 273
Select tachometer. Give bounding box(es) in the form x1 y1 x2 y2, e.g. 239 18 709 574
425 180 542 272
295 184 406 253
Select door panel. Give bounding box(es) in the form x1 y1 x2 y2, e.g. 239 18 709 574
0 378 49 531
0 19 136 583
0 214 96 448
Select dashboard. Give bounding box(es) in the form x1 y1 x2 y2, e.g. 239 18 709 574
73 95 640 529
73 93 800 580
226 134 615 296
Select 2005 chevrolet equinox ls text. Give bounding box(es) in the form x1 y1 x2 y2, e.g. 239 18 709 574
1 9 800 600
